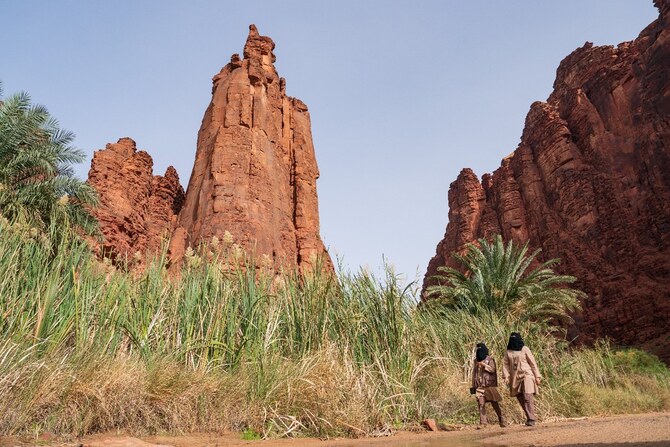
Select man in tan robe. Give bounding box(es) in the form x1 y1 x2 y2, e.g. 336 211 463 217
502 332 541 426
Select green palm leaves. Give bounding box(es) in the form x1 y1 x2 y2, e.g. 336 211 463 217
0 83 97 234
427 235 584 326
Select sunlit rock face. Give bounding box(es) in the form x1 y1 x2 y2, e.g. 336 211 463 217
423 1 670 361
87 137 185 264
172 25 332 273
88 26 331 274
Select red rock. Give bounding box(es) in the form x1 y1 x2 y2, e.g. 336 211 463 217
175 25 332 273
88 26 331 275
87 137 185 265
422 418 439 431
81 437 172 447
424 2 670 361
37 432 56 442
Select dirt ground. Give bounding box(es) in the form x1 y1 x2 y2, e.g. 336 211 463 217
3 412 669 447
477 412 670 446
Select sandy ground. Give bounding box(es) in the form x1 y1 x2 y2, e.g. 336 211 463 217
2 413 669 447
477 412 670 447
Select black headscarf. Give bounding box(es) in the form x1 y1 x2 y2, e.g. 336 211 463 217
475 342 489 361
507 332 524 351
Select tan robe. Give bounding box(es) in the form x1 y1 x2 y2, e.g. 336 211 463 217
502 346 541 396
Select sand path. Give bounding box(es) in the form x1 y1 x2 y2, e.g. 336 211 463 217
3 412 669 447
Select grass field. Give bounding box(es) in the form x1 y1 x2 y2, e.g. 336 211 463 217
0 217 668 437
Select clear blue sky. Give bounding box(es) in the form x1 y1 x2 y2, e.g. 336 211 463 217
1 1 659 287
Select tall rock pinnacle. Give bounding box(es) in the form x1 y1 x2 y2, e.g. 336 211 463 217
423 3 670 361
174 25 332 272
87 26 331 274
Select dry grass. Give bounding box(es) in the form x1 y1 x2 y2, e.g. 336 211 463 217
0 219 669 438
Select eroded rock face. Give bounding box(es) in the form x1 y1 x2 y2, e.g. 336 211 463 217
87 138 185 263
424 2 670 361
87 26 331 274
175 25 332 273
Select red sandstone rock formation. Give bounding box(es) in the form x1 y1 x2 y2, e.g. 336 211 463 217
424 1 670 361
173 25 332 273
87 137 184 263
88 27 331 274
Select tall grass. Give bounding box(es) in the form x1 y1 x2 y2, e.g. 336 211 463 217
0 217 669 437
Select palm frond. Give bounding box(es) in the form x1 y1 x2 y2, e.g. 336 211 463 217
0 87 96 235
428 234 586 330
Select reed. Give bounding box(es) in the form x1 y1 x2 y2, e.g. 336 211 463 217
0 218 668 437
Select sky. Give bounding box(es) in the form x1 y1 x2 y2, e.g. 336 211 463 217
1 1 659 288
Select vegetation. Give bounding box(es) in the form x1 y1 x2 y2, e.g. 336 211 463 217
0 85 667 440
0 222 668 438
426 235 585 327
0 83 97 234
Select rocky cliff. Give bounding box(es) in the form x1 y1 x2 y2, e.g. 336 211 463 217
88 26 331 274
87 137 185 264
172 25 332 273
424 1 670 361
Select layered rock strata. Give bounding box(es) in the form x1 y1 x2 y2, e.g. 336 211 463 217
173 25 332 273
87 137 185 263
424 1 670 361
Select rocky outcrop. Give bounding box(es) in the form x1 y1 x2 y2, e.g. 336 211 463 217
87 26 331 274
174 25 332 273
424 1 670 361
87 138 184 263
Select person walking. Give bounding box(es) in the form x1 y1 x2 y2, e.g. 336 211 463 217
502 332 542 426
471 342 506 427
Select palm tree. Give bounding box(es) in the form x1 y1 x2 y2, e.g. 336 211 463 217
0 83 97 234
427 235 584 325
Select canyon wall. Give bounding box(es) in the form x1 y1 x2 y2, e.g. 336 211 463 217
424 1 670 360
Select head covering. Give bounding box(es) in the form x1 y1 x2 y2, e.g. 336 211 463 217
507 332 524 351
475 342 489 361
